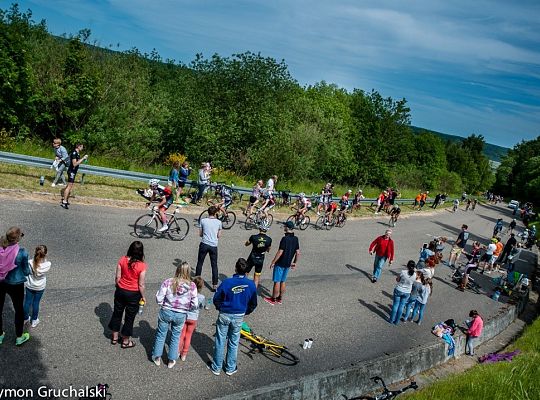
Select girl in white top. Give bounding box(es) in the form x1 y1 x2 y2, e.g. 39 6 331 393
389 260 417 325
24 245 51 328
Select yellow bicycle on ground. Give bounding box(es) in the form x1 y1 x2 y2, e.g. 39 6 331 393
240 322 299 366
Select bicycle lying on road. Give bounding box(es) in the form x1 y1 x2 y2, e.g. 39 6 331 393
342 376 418 400
240 323 299 366
133 205 190 241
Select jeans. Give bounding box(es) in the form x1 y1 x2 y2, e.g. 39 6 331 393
23 288 45 321
151 308 187 361
211 313 244 373
372 255 387 280
53 162 67 185
108 286 141 337
411 301 426 323
402 296 417 321
196 183 208 202
195 243 219 285
390 288 410 324
466 335 477 355
0 282 25 337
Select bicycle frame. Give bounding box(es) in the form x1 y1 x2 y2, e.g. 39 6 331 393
240 329 286 356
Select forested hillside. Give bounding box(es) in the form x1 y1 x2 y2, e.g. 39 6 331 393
0 4 495 193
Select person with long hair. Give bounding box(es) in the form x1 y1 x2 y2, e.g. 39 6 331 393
409 277 432 325
108 241 147 348
152 262 197 369
0 226 31 346
389 260 416 325
23 245 51 328
466 310 484 356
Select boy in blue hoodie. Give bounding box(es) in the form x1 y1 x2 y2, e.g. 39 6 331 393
209 258 257 376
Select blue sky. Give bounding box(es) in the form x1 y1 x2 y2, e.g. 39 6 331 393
14 0 540 148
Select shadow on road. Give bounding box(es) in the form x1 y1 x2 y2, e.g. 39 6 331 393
191 330 214 364
133 320 156 361
257 283 272 298
95 302 113 339
381 290 393 300
358 299 389 321
345 263 371 280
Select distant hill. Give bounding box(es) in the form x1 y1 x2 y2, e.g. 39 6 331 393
410 126 509 162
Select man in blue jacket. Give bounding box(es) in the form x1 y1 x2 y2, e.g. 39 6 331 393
209 258 257 376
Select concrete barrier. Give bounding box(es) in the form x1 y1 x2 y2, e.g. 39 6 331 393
216 303 519 400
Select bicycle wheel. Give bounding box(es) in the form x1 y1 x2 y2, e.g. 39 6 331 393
336 215 346 228
265 213 274 227
299 215 310 230
221 211 236 230
286 215 296 226
315 216 325 230
260 344 299 366
134 214 157 238
198 210 209 226
245 214 257 230
168 217 190 241
326 216 335 230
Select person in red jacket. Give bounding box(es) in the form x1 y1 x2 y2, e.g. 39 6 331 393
465 310 484 356
368 229 395 283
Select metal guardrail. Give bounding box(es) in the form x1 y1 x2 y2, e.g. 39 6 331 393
0 150 429 205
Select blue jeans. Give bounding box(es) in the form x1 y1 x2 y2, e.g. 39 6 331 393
390 288 410 324
466 335 477 355
402 296 417 321
151 308 187 361
373 255 387 280
23 288 44 321
411 300 426 323
211 313 244 373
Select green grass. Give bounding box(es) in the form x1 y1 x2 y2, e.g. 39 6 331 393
1 139 458 199
404 317 540 400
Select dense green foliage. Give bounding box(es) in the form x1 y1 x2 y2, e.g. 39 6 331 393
0 4 495 193
493 136 540 205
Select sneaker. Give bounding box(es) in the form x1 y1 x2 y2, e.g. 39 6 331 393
316 212 320 216
263 297 276 305
371 277 377 283
51 183 56 187
158 224 169 233
181 355 187 361
225 368 238 376
57 183 65 187
15 332 30 346
207 362 220 376
0 332 4 345
153 357 161 366
60 202 69 209
31 319 40 328
24 317 31 325
275 297 282 305
168 360 176 369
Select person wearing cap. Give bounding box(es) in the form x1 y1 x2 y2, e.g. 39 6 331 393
264 221 300 305
368 229 395 283
0 227 31 346
244 223 272 288
480 238 498 274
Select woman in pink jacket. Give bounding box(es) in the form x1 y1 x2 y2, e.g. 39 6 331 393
466 310 484 356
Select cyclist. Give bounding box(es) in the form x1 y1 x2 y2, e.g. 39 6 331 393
244 220 272 288
259 193 276 223
246 180 263 216
452 198 459 212
325 201 338 225
317 183 332 216
296 193 311 223
147 179 174 232
337 191 351 220
389 205 401 226
213 184 233 217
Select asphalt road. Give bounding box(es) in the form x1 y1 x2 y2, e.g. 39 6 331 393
0 198 535 400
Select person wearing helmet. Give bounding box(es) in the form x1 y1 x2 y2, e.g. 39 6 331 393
296 193 311 223
214 184 233 217
146 179 174 232
244 222 272 287
317 183 332 216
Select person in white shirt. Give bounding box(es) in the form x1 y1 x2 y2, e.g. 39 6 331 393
23 245 51 328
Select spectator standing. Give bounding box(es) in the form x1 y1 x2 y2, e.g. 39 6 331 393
431 193 441 209
151 262 197 369
178 276 205 362
195 162 210 203
389 261 416 325
493 218 503 237
195 206 222 291
480 238 498 274
264 221 300 305
60 143 88 209
0 227 30 346
23 245 51 328
368 229 395 283
244 223 272 288
108 241 147 348
209 258 257 376
168 161 180 198
410 277 432 325
178 161 191 198
447 225 469 268
465 310 484 356
51 138 69 187
507 219 517 235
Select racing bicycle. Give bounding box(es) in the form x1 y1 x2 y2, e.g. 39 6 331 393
315 213 335 230
244 206 274 230
198 200 236 230
286 211 310 230
240 323 299 366
342 376 418 400
335 210 347 228
133 205 190 241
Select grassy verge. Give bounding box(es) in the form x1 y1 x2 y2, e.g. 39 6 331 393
404 316 540 400
1 139 449 199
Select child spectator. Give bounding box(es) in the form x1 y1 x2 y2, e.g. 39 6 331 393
178 276 205 361
23 245 51 328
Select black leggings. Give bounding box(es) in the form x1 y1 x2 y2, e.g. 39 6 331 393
195 242 219 285
0 282 25 337
108 286 141 337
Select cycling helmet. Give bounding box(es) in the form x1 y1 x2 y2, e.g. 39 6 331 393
149 178 160 188
258 220 270 232
347 189 352 193
299 192 305 198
